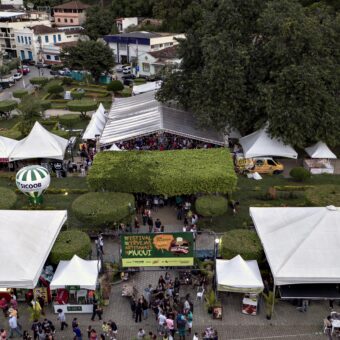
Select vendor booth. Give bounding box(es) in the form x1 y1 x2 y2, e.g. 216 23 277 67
304 141 337 174
50 255 100 313
216 256 264 315
250 206 340 313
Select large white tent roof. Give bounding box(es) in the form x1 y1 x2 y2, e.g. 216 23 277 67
239 127 297 159
82 103 108 140
50 255 99 290
9 122 68 161
100 91 224 146
216 256 264 293
250 206 340 285
0 210 67 289
305 141 337 159
0 136 18 161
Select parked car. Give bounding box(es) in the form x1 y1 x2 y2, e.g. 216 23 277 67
123 78 133 86
58 68 71 76
0 81 14 88
122 74 136 80
22 59 35 66
116 65 124 73
13 72 23 81
122 66 131 74
17 66 30 75
50 70 59 76
235 156 284 175
2 76 15 84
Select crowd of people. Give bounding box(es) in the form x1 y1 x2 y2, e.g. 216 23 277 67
105 133 221 152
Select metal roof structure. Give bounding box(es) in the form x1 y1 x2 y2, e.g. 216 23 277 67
100 91 225 146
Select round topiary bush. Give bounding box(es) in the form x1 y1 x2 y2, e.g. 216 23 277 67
12 89 28 99
0 100 18 116
59 114 80 128
0 187 17 209
71 91 85 100
67 100 98 118
47 84 64 95
289 167 311 182
195 195 228 217
72 192 135 227
29 77 48 86
306 185 340 206
220 229 263 262
49 230 92 265
107 80 124 93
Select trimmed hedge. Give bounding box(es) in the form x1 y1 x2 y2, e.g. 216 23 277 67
107 80 124 93
49 230 92 265
220 230 263 262
67 100 98 117
72 192 135 227
59 114 80 128
195 195 228 217
40 100 52 110
289 167 311 182
305 185 340 206
71 91 85 100
88 149 237 196
47 84 64 94
0 188 17 209
30 77 48 86
12 89 28 99
0 100 17 112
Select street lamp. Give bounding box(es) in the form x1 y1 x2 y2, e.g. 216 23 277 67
214 238 220 295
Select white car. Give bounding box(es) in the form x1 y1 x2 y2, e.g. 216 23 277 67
116 65 124 73
122 66 131 74
13 72 23 81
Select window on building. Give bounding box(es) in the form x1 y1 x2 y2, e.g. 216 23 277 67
45 35 49 43
17 36 20 43
159 44 163 48
67 35 71 38
57 34 61 41
53 35 57 43
20 36 24 43
46 55 51 60
119 43 127 50
24 37 28 44
70 19 73 23
150 45 155 48
57 18 61 22
28 37 31 45
54 56 60 61
64 18 68 23
73 35 78 38
142 63 150 72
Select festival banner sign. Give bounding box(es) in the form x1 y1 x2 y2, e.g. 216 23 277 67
121 232 194 267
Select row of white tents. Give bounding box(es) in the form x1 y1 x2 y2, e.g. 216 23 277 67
82 103 108 140
238 127 337 160
0 122 68 162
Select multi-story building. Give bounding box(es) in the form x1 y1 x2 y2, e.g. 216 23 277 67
0 0 23 8
14 25 83 63
53 0 90 27
103 31 185 64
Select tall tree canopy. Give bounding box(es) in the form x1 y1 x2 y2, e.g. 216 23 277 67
157 0 340 147
110 0 154 17
61 41 114 82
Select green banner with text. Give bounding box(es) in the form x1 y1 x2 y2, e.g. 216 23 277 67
121 232 194 267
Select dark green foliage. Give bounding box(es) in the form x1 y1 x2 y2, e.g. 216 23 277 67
61 77 73 85
71 91 85 100
0 100 17 116
17 97 41 135
195 195 228 217
61 41 115 82
47 84 64 95
12 89 28 99
49 230 92 265
29 77 48 86
289 167 311 182
107 80 124 93
88 149 237 196
111 0 154 17
0 188 17 209
72 192 135 227
59 114 80 129
40 100 52 110
305 185 340 206
66 100 98 118
220 230 263 262
157 0 340 147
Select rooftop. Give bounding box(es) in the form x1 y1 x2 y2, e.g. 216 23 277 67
53 0 90 10
31 25 59 34
106 31 176 39
149 45 178 60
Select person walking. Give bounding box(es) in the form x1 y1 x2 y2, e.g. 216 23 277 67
31 320 41 340
135 299 143 323
155 219 162 233
57 309 68 330
147 217 154 233
91 301 103 321
8 315 23 338
176 314 186 340
142 296 148 320
73 325 82 340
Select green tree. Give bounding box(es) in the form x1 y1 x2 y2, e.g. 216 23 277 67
0 100 17 119
47 84 64 96
17 96 41 135
111 0 154 17
12 89 28 99
67 100 98 118
61 41 115 82
157 0 340 147
30 77 48 86
195 195 228 218
84 6 118 40
107 80 124 93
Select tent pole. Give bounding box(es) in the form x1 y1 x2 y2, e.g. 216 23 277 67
271 284 276 317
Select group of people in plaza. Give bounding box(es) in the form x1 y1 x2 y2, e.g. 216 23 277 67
110 134 219 152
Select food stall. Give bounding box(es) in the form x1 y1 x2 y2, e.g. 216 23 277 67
50 255 100 314
304 142 337 174
216 255 264 316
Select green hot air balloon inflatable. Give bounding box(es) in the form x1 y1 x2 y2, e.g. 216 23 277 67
16 165 51 205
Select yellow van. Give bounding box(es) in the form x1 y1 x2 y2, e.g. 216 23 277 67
235 156 284 174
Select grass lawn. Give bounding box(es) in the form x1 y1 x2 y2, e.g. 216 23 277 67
199 173 340 233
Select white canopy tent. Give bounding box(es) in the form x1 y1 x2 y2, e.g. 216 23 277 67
132 81 163 95
109 143 122 151
50 255 100 290
216 256 264 294
239 128 298 159
82 103 108 140
0 210 67 289
250 206 340 285
305 142 337 159
9 122 68 161
0 136 18 161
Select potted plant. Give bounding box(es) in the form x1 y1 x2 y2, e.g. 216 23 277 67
263 291 276 320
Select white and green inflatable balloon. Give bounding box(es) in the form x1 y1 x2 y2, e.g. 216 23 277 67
16 165 51 204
